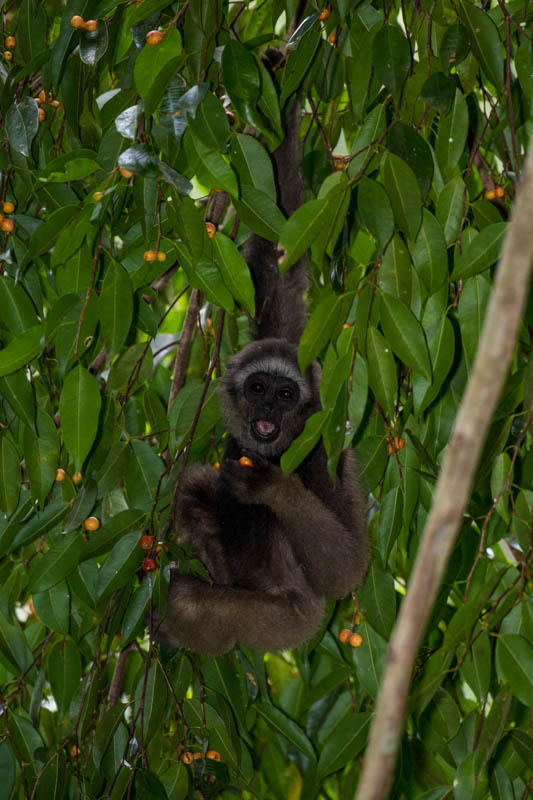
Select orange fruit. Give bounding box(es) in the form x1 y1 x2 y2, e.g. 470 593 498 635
93 191 104 202
205 222 216 238
1 218 14 233
146 30 163 45
207 750 221 761
349 632 363 648
70 15 85 28
139 535 153 550
72 471 82 484
55 468 66 482
143 557 156 572
83 517 100 531
83 19 98 32
143 250 157 262
119 167 133 178
239 456 254 468
339 628 352 643
319 9 330 20
5 36 16 48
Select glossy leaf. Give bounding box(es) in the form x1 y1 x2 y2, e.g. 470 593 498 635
379 292 431 377
452 223 507 281
59 366 102 472
382 152 422 241
5 97 39 157
29 533 84 594
496 635 533 708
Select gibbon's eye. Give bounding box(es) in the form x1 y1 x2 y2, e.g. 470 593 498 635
277 387 294 401
249 381 265 395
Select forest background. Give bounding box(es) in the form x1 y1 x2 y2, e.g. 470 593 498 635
0 0 532 798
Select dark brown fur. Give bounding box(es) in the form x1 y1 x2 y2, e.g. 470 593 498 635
156 65 369 657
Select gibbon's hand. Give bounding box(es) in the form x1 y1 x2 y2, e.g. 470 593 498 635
222 451 283 505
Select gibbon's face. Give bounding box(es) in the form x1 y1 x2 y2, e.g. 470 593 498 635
243 371 300 446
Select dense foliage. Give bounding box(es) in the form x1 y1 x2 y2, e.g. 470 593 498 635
0 0 532 798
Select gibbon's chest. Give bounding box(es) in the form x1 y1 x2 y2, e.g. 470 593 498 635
215 494 296 589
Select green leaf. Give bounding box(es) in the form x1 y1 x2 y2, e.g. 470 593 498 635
435 89 469 176
82 508 145 560
9 501 70 551
410 209 448 295
317 713 371 778
230 133 276 200
379 234 412 305
33 581 70 635
0 369 36 431
421 72 456 116
440 23 471 73
189 260 235 313
99 262 134 358
136 662 168 742
95 531 142 603
0 609 33 672
0 277 38 335
0 437 21 516
380 292 431 377
212 234 255 315
365 326 397 419
47 637 82 718
452 223 507 281
222 39 261 108
59 366 102 472
456 0 503 91
134 28 183 98
387 121 434 198
123 440 165 512
461 633 491 702
256 703 316 763
351 622 387 697
189 91 230 152
24 409 60 507
5 97 39 157
29 533 84 594
0 324 45 377
185 131 238 196
298 294 347 372
233 185 286 242
357 178 394 251
358 561 396 639
280 410 330 473
79 20 108 65
372 24 411 105
348 356 368 435
496 634 533 707
436 177 465 246
382 152 422 241
22 206 80 269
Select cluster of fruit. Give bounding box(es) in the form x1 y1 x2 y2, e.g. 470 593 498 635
3 34 15 61
339 628 363 648
70 15 99 31
0 201 15 234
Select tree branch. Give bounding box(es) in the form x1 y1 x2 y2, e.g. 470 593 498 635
356 140 533 800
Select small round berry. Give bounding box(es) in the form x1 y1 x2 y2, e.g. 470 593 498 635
495 187 504 198
214 462 221 470
328 31 336 44
69 744 80 757
38 108 46 123
70 15 85 28
83 516 100 531
1 218 14 233
205 222 216 238
319 9 330 21
387 443 394 456
5 36 16 48
239 456 254 468
146 30 163 45
143 249 157 262
485 189 496 200
3 202 15 216
139 535 153 550
339 628 352 643
119 167 133 178
83 19 98 32
55 468 66 482
207 750 221 761
92 191 104 202
38 90 46 104
143 557 156 572
156 251 167 262
72 471 82 484
349 632 363 648
51 100 61 111
3 51 12 61
182 752 194 765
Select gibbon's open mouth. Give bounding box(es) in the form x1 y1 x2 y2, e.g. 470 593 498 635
252 420 279 440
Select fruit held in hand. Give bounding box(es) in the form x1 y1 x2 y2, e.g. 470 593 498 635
239 456 254 468
146 30 163 45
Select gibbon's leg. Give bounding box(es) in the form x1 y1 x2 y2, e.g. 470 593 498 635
177 464 231 583
157 573 325 656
